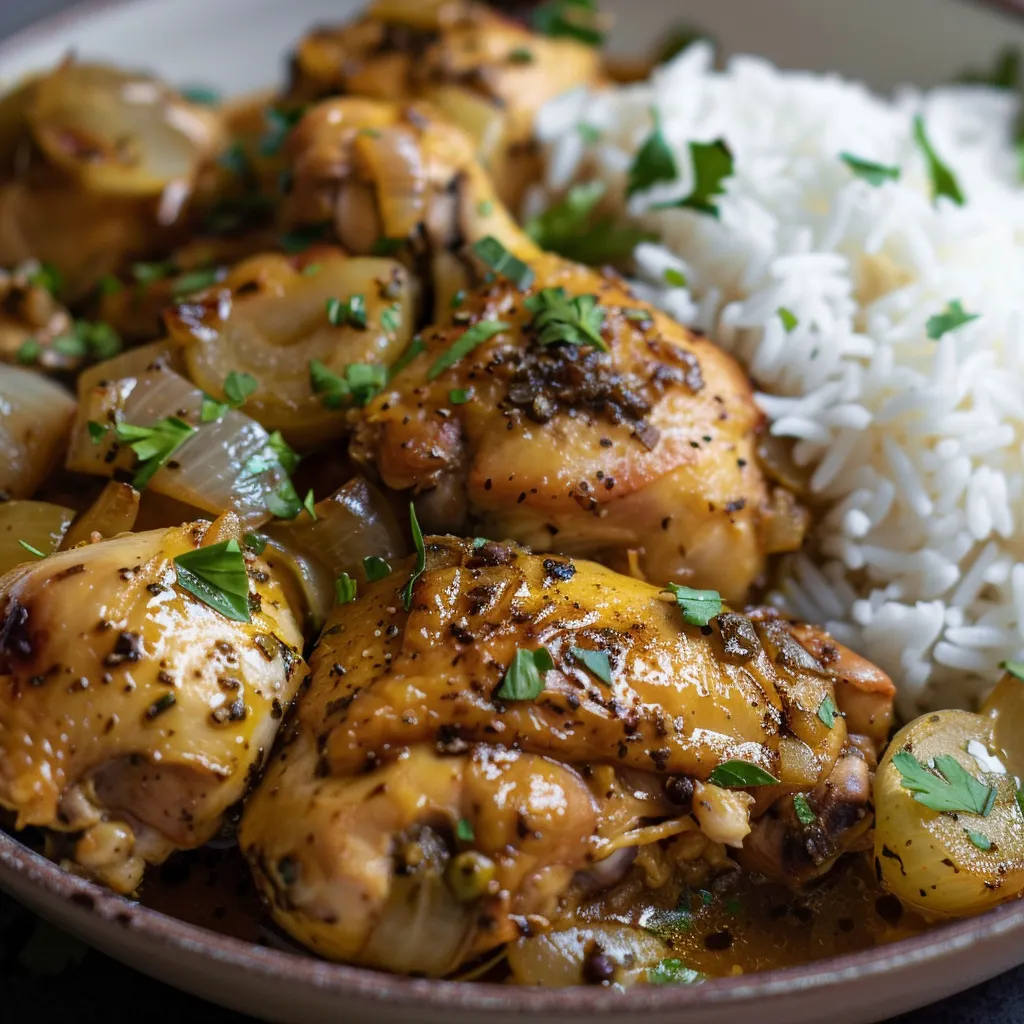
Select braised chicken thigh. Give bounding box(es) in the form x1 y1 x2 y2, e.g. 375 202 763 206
241 536 892 974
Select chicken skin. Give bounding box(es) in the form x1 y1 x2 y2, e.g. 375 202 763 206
281 99 804 601
0 522 305 893
284 0 602 209
240 536 893 975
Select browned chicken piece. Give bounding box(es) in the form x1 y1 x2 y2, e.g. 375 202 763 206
281 99 804 601
0 521 305 893
0 62 225 300
240 537 893 975
284 0 602 209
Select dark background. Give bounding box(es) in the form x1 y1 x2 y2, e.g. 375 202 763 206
1 1 1023 1021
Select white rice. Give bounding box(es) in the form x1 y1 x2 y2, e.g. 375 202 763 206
529 42 1024 716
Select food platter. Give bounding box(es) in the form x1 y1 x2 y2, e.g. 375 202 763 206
4 2 1024 1023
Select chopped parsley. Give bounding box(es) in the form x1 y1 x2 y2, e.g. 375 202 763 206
50 320 122 361
912 115 965 206
664 267 687 288
708 760 780 788
98 274 124 296
243 533 267 555
497 646 554 701
172 267 221 297
524 287 607 351
449 388 472 405
793 793 816 825
654 139 734 217
532 0 605 46
966 829 992 851
525 180 605 247
627 107 678 197
180 84 220 105
778 306 798 332
817 694 839 728
1002 660 1024 681
663 582 722 626
27 262 63 296
279 223 330 253
309 359 386 408
131 260 174 286
380 303 401 334
839 152 901 186
16 338 41 364
87 421 109 444
267 430 299 474
260 105 305 157
18 540 46 559
363 556 392 582
926 299 979 340
398 502 425 611
173 538 251 623
456 818 475 842
647 958 703 986
450 290 466 309
891 750 996 816
371 236 405 256
115 417 196 489
470 236 535 290
326 294 367 329
224 370 258 406
301 489 317 520
569 645 612 685
335 573 357 605
427 320 509 380
508 47 534 65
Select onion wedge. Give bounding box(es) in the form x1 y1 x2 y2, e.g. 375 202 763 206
0 500 75 575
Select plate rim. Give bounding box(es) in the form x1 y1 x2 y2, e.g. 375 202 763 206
1 0 1024 1016
4 826 1024 1015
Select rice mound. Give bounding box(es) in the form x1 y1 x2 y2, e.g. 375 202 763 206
529 42 1024 717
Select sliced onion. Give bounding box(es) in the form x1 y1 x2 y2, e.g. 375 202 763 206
351 127 426 239
0 500 75 575
75 339 181 397
68 361 291 524
166 250 416 447
0 365 76 498
60 481 139 549
424 86 506 169
28 62 224 196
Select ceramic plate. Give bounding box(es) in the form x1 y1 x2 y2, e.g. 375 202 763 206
3 1 1024 1022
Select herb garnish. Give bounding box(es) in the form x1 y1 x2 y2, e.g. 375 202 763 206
525 287 607 351
456 818 475 842
16 338 41 364
449 388 472 405
335 573 357 605
708 760 780 787
840 152 901 186
817 694 839 728
663 582 722 626
363 556 392 582
260 106 305 157
654 139 734 217
49 320 122 361
173 538 251 623
132 261 174 286
778 307 798 332
98 274 124 296
926 300 979 340
399 503 425 611
508 47 534 65
380 303 401 334
87 421 109 444
279 223 330 253
180 84 220 106
497 646 554 701
891 751 996 816
627 108 678 197
267 431 299 474
224 371 257 406
309 359 386 408
27 262 63 296
793 793 816 825
326 294 367 329
427 320 510 380
172 267 221 297
664 267 687 288
532 0 605 47
966 829 992 851
471 236 535 290
569 645 612 684
18 540 46 559
115 417 196 489
912 115 965 206
647 959 703 986
1002 660 1024 681
243 533 267 554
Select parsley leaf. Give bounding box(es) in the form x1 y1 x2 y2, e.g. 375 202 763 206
778 307 798 332
525 180 605 248
224 370 258 406
840 152 901 186
172 267 221 297
173 538 251 623
926 299 980 340
51 319 122 361
912 115 965 206
497 646 554 701
663 582 722 626
115 417 195 489
966 829 992 851
471 236 535 290
428 320 510 380
18 540 46 559
449 388 472 405
380 303 401 334
793 793 816 825
891 751 996 816
456 818 475 842
525 287 607 351
335 573 357 605
708 760 780 788
16 338 41 364
363 556 392 582
243 533 267 554
532 0 605 46
326 294 367 329
664 268 687 288
569 645 612 685
260 105 305 157
301 489 317 520
267 431 300 474
647 958 703 986
309 359 386 408
201 396 228 423
87 421 109 444
817 694 839 728
1002 660 1024 681
627 108 678 197
27 262 63 296
399 502 425 611
654 139 734 217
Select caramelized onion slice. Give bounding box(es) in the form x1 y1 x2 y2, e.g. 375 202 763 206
27 62 224 196
166 249 415 447
60 481 140 549
0 500 75 575
0 365 76 499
